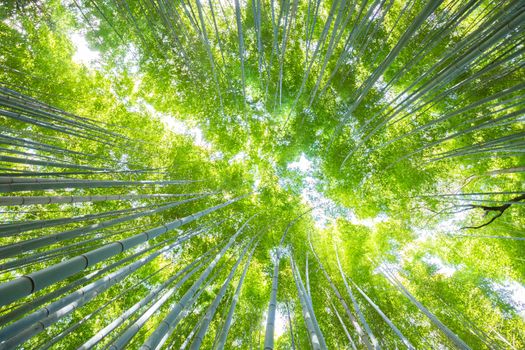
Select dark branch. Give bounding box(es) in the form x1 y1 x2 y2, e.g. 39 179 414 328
461 194 525 229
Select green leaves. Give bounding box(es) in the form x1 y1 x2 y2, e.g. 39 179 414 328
1 0 524 349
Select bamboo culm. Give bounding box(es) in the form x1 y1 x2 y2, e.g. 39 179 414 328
0 194 248 306
138 215 256 350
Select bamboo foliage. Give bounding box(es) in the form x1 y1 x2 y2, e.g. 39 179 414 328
0 0 523 348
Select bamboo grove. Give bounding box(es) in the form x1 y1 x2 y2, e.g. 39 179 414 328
0 0 523 349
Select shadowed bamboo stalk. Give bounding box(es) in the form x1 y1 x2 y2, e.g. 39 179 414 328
290 254 327 349
0 227 208 328
0 194 249 306
328 296 357 350
0 225 213 345
190 235 260 349
381 266 471 350
37 259 176 350
0 201 168 236
0 177 200 193
335 243 380 349
80 242 220 349
214 231 260 349
351 280 415 349
151 257 229 350
106 247 218 350
0 154 108 171
0 232 204 349
309 232 372 349
0 204 150 237
0 225 151 271
138 215 256 350
0 194 213 258
0 192 206 206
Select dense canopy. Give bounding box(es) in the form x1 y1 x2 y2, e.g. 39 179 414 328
0 0 524 349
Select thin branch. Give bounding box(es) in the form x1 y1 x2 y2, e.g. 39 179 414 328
461 194 525 229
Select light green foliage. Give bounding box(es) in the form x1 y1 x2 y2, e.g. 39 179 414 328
0 0 524 349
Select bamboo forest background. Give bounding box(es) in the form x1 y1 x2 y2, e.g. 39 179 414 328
0 0 523 349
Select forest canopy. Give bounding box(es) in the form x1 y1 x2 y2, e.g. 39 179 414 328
0 0 524 349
